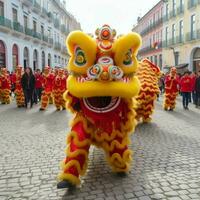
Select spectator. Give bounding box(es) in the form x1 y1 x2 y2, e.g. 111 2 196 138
21 67 35 108
195 70 200 108
180 71 192 110
34 69 43 103
190 72 197 104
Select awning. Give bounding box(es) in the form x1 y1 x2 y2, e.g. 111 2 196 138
175 63 189 69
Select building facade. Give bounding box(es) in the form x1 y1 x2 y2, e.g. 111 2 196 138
162 0 200 73
132 0 164 69
0 0 81 72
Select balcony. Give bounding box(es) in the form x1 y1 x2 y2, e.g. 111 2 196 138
24 27 33 40
140 18 163 36
32 31 41 42
175 35 184 44
42 35 48 44
33 0 41 13
138 43 162 55
41 7 48 18
188 0 198 9
0 16 12 32
22 0 33 6
54 18 60 29
169 10 176 18
13 22 24 35
54 42 61 50
177 6 184 15
185 30 200 42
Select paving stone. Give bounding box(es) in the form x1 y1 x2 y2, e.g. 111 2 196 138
0 97 200 199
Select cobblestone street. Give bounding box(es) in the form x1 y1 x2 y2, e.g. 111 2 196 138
0 97 200 200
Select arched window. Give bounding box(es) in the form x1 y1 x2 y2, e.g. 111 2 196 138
0 40 6 67
42 51 45 69
48 53 51 67
23 47 29 68
193 48 200 73
33 49 38 71
12 44 18 71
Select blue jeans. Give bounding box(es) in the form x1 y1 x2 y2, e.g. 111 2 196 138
182 92 190 108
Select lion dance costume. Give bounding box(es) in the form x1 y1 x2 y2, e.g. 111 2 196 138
0 68 11 104
15 66 25 107
40 66 55 111
163 67 179 111
53 68 67 111
135 59 161 123
57 25 142 188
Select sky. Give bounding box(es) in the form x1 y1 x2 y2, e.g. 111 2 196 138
67 0 159 35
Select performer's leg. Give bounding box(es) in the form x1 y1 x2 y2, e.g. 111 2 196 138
58 120 91 188
40 92 49 110
104 136 132 173
54 92 61 110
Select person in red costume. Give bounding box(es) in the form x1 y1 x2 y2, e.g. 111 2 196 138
40 66 55 111
0 68 11 104
180 71 192 110
163 67 179 111
15 65 25 107
53 68 67 111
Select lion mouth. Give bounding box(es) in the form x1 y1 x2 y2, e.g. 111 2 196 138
83 96 121 113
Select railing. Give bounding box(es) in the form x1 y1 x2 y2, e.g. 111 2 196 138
0 16 12 29
54 18 60 29
169 10 176 18
138 43 162 55
188 0 198 9
140 18 163 36
48 38 53 45
42 35 48 42
54 42 61 50
42 7 48 16
24 27 33 36
13 21 24 33
176 35 184 44
32 31 41 40
33 0 41 10
177 6 184 15
185 30 200 41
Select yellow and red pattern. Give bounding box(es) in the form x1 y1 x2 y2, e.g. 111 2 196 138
135 59 161 123
15 66 25 107
0 68 11 104
57 25 142 187
163 67 179 111
40 66 55 110
53 69 67 111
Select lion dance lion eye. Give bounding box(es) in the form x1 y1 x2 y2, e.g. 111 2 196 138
123 49 133 66
75 47 87 66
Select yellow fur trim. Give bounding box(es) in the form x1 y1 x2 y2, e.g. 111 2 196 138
113 32 142 74
67 31 97 74
58 173 80 185
67 131 91 147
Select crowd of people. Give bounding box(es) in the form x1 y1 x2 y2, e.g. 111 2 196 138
0 65 68 111
0 65 200 112
159 69 200 110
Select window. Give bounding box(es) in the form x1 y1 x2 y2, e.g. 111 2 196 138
166 4 169 19
33 20 37 32
150 56 153 62
24 15 28 29
12 8 18 22
165 27 169 45
41 25 44 36
179 20 183 42
0 1 4 16
191 14 196 39
154 55 158 65
159 54 162 69
180 0 184 11
54 55 57 63
172 0 176 15
48 28 51 38
172 24 176 44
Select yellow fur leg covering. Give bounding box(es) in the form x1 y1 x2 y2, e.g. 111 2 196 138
1 89 11 104
15 89 24 106
58 115 91 185
163 92 178 110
